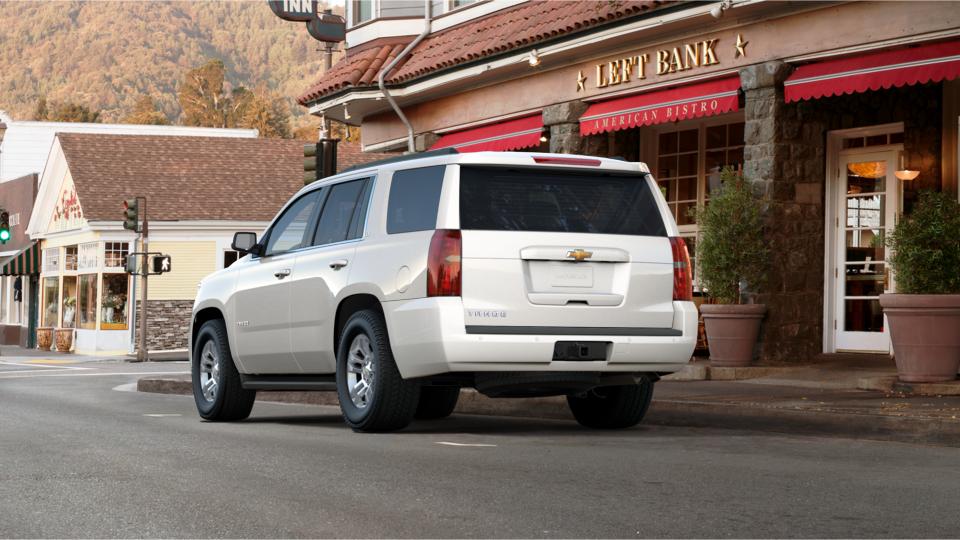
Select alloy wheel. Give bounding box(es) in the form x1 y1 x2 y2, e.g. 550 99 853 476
346 333 376 409
199 340 220 403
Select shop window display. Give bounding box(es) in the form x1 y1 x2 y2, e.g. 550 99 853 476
61 276 78 328
100 274 128 330
78 274 98 330
42 277 59 327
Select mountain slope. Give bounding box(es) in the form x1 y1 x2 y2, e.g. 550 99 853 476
0 0 335 124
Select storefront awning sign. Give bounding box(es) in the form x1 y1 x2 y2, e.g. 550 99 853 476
785 40 960 103
430 115 544 152
579 76 740 136
1 242 39 276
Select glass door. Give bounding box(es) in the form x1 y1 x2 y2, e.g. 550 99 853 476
834 150 898 352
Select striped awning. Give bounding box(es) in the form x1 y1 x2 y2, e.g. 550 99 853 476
785 40 960 103
579 76 741 136
430 115 544 152
1 242 40 275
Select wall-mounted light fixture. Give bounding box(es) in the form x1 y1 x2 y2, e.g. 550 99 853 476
895 150 919 181
710 0 733 19
527 49 541 67
539 133 548 143
343 104 351 120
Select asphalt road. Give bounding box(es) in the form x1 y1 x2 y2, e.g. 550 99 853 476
1 359 959 538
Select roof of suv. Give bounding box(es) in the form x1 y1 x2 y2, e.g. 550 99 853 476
305 151 649 196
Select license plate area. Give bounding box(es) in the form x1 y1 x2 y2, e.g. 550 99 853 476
552 341 610 361
548 262 594 288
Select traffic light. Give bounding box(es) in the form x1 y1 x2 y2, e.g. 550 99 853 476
123 198 139 231
0 212 9 244
303 139 339 184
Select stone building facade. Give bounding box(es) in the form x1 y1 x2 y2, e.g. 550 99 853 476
300 1 960 362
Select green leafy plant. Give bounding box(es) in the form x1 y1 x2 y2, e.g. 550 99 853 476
886 190 960 294
693 167 768 304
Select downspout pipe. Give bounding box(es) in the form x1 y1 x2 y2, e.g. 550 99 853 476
378 0 431 153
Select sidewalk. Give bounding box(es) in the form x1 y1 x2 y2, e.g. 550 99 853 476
136 357 960 446
0 345 187 363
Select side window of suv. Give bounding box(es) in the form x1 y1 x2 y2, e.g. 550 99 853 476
387 166 445 234
263 191 322 257
313 178 370 246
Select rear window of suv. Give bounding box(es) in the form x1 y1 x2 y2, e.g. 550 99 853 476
459 166 667 236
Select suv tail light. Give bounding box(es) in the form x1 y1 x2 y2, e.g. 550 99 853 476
669 237 693 301
427 229 462 297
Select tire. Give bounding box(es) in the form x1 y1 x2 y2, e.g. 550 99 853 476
192 319 256 421
336 309 420 432
415 387 460 420
566 377 654 429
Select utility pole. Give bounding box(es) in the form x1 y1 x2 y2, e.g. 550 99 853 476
138 196 148 363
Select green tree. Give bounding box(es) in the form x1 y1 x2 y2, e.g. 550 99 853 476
694 167 768 304
121 95 170 125
178 59 230 127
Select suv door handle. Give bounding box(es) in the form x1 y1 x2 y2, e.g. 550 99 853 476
329 259 349 270
274 268 291 279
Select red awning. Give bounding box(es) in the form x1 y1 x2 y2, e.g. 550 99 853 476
579 77 740 136
431 115 543 152
785 40 960 103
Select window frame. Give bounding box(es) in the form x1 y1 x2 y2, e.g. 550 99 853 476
259 190 326 258
311 178 371 247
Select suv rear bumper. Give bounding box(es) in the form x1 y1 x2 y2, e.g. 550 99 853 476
383 297 697 379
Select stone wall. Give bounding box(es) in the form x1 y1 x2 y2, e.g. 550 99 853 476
132 299 193 351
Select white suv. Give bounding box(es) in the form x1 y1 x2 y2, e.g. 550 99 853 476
189 151 696 432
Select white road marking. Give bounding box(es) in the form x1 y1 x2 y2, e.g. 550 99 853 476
143 413 182 418
435 441 497 447
112 382 139 392
0 360 89 371
0 371 189 380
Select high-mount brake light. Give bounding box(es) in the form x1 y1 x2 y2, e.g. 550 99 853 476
532 157 602 166
427 229 462 297
669 237 693 302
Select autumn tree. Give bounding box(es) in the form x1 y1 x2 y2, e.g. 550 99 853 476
121 95 170 125
33 97 101 122
236 85 291 138
178 59 231 127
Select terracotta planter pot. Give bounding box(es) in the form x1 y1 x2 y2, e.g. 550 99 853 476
879 294 960 383
55 328 74 353
700 304 766 367
36 327 53 351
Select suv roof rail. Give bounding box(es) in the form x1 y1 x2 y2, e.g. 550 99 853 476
339 147 459 174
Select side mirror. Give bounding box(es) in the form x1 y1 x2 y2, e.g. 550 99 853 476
232 232 260 256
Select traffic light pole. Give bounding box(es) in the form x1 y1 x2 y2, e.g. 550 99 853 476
137 197 149 363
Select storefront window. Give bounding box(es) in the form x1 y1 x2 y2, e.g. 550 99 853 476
100 274 128 330
655 120 745 227
42 277 59 327
78 274 98 330
62 276 78 328
63 245 78 271
104 242 129 268
79 242 99 271
43 248 59 273
0 276 6 323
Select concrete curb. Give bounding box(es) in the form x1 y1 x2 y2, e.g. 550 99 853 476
137 376 960 445
857 375 960 396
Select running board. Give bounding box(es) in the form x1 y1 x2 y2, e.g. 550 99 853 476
240 375 337 391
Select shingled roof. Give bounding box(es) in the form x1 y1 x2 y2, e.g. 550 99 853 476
57 133 307 222
299 0 665 106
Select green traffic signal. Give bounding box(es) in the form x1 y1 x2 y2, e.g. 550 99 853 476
0 211 9 244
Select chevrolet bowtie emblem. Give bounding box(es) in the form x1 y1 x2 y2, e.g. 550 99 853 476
566 249 593 262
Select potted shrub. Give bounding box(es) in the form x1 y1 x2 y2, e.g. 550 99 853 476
880 190 960 383
695 168 769 367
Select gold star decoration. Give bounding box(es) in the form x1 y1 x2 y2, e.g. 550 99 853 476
576 70 587 92
735 33 748 59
